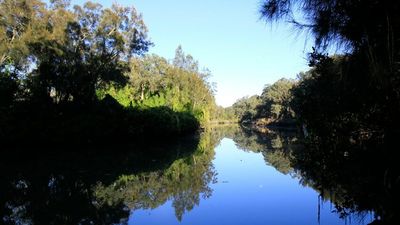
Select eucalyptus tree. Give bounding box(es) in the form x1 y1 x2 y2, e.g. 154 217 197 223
0 0 52 105
99 46 217 124
258 78 296 121
231 95 261 122
36 1 152 104
129 54 168 101
0 0 47 68
0 0 152 104
173 45 199 73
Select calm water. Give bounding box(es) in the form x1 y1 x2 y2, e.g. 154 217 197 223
129 137 373 225
1 126 379 224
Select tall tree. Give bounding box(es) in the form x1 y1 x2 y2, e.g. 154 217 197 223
258 78 296 120
260 0 400 134
173 45 199 72
129 54 167 101
0 0 47 69
27 1 153 104
231 95 261 122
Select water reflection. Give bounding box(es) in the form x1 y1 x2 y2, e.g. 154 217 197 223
94 132 219 222
0 133 219 225
228 125 398 225
1 125 395 225
226 126 299 175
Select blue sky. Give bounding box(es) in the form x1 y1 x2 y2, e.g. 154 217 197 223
70 0 312 106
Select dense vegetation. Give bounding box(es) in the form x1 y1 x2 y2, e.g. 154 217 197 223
257 0 400 224
0 0 216 146
98 46 216 125
1 0 399 223
224 78 296 126
258 0 400 141
225 0 400 153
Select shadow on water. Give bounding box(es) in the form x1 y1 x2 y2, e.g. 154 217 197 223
228 125 399 225
0 132 219 225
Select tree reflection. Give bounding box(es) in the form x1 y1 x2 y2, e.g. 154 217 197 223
224 125 398 225
223 125 298 175
2 126 396 224
291 136 399 225
93 131 218 222
0 132 219 224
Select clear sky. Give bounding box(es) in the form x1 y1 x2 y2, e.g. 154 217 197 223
70 0 312 107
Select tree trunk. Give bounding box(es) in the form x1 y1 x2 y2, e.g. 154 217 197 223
140 84 145 101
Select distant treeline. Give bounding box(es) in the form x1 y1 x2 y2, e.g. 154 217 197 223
0 0 216 145
222 78 296 127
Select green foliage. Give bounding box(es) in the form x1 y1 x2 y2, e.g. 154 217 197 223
173 45 199 72
231 95 261 122
260 0 400 139
0 0 47 69
290 52 393 143
211 105 237 122
0 0 152 104
228 78 296 125
128 54 167 102
35 2 151 104
99 47 216 126
0 99 200 145
0 1 215 144
258 78 296 121
0 1 217 143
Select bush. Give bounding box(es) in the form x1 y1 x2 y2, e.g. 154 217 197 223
0 97 200 147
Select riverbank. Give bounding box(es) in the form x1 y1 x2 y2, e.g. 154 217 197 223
239 117 298 134
0 97 200 148
208 120 239 125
